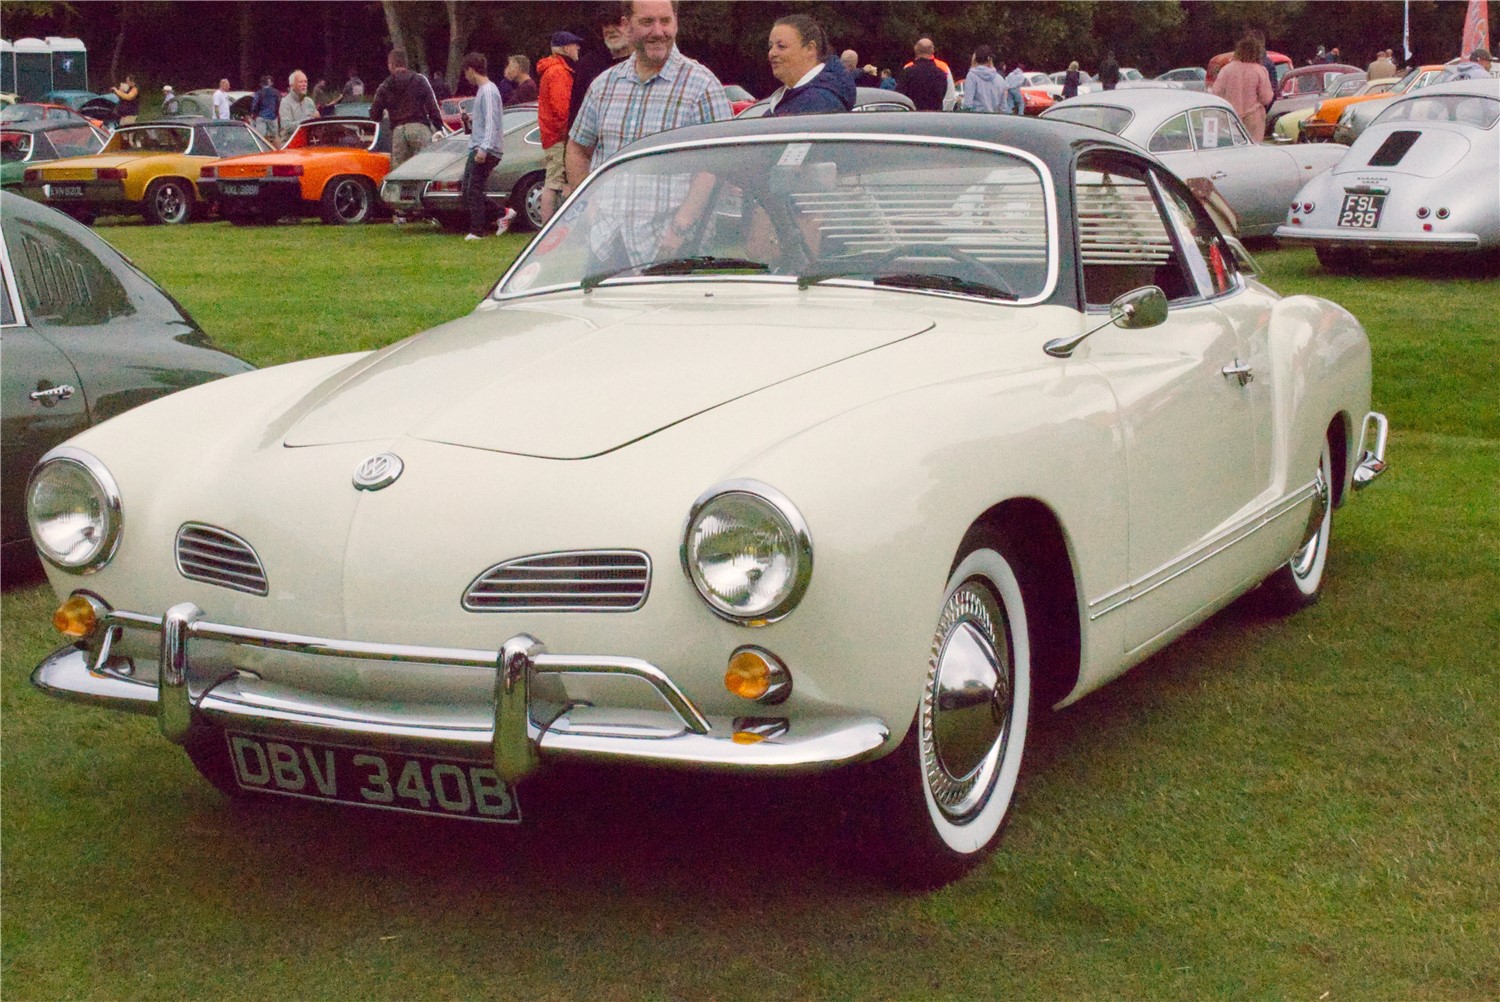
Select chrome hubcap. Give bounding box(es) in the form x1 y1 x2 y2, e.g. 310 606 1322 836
525 182 544 228
921 581 1011 822
159 185 184 220
336 181 365 219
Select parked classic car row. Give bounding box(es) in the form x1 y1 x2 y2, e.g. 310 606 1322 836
26 111 1388 885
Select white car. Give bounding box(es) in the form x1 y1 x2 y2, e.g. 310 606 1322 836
1276 79 1500 268
1041 89 1346 235
27 113 1388 886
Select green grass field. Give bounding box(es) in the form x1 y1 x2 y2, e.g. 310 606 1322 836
3 220 1496 1000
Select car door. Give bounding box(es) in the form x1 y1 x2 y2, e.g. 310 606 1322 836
1185 107 1299 233
1071 151 1268 652
0 240 88 549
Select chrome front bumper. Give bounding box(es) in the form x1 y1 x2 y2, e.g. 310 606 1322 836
32 601 889 782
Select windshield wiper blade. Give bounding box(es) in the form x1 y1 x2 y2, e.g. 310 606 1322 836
641 256 770 276
582 257 769 292
871 273 1018 301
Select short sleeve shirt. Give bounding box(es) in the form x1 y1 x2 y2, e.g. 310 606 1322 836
569 46 731 172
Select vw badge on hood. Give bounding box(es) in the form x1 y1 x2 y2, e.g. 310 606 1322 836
353 452 403 491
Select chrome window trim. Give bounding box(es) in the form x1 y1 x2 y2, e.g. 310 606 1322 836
28 445 124 573
0 229 27 328
491 132 1061 308
680 478 814 627
1088 477 1321 620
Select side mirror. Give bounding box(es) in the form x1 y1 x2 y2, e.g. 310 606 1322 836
1045 285 1166 358
1111 285 1167 329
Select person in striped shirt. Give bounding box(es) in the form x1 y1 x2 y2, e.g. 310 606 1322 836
564 0 732 267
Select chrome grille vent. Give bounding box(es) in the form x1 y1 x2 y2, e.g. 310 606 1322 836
175 523 269 596
464 550 650 612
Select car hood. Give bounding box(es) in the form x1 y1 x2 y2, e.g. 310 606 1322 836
282 289 934 458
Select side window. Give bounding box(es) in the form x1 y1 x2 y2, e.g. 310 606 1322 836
1148 113 1193 153
1189 108 1239 150
4 215 133 326
1155 171 1238 297
1075 153 1196 307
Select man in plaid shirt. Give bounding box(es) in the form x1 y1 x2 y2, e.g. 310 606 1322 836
565 0 732 267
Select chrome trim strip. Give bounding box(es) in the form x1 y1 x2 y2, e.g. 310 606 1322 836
491 131 1062 308
1088 479 1320 621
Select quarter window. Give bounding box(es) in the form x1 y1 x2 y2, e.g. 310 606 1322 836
1189 108 1244 149
1155 172 1238 297
3 215 132 326
1075 154 1195 306
1148 113 1193 153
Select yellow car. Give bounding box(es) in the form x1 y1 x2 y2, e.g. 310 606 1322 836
23 116 269 224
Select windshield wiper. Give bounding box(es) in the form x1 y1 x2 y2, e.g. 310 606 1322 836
799 271 1017 300
873 273 1017 300
581 256 768 292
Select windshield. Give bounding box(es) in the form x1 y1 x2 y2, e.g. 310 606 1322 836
1376 94 1500 129
291 120 377 149
497 138 1052 303
106 126 192 154
1043 104 1133 135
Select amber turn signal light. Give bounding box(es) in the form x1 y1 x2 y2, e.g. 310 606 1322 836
54 593 101 639
724 647 791 704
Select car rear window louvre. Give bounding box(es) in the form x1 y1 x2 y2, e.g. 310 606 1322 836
464 550 651 612
1368 130 1420 167
175 523 269 596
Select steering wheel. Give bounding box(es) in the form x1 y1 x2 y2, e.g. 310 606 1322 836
829 244 1018 299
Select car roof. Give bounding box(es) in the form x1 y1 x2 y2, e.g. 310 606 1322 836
1396 78 1500 99
1046 88 1235 130
2 118 96 134
621 110 1139 169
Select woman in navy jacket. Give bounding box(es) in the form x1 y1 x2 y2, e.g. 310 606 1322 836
765 15 856 116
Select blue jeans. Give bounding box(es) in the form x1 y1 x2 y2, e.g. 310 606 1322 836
462 149 500 235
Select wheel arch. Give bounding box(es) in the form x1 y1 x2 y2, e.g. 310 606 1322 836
955 497 1082 710
1328 411 1352 509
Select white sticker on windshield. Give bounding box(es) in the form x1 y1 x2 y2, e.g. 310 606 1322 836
509 262 541 292
777 143 811 167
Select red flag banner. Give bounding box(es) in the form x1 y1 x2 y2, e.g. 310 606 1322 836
1462 0 1490 57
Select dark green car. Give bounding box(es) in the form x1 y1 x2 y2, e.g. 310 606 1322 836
1 192 253 574
0 119 107 187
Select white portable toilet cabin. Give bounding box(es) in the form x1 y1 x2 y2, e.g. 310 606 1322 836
13 37 51 101
0 40 16 98
46 37 88 93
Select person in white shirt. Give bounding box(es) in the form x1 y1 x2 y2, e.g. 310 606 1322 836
212 78 233 120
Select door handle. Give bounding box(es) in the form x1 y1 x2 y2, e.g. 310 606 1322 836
1210 170 1228 180
1221 360 1253 386
30 383 76 405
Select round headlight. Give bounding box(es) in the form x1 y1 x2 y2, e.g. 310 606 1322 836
27 447 122 572
683 481 812 625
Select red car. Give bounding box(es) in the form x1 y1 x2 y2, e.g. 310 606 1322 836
439 97 473 133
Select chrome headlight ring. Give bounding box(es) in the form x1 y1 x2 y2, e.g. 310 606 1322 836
681 479 813 626
26 446 123 573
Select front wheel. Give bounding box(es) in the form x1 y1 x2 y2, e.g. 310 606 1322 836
1258 440 1333 613
320 176 374 225
864 534 1033 887
142 178 194 225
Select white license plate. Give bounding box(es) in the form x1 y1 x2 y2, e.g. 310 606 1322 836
225 732 521 823
222 182 259 196
50 184 85 198
1337 193 1385 229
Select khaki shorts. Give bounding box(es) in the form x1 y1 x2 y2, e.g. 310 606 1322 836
544 143 566 191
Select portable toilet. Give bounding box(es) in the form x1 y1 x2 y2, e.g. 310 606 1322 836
0 40 16 98
13 37 50 100
46 37 88 92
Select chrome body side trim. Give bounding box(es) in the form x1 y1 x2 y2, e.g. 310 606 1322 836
31 607 888 781
1088 478 1321 621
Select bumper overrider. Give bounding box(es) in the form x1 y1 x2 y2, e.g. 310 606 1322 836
32 599 890 783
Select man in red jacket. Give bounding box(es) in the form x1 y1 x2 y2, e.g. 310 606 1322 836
537 31 582 223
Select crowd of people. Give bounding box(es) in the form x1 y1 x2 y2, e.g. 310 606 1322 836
109 0 1495 242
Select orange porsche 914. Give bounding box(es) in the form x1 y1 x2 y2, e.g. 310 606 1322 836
200 117 391 225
